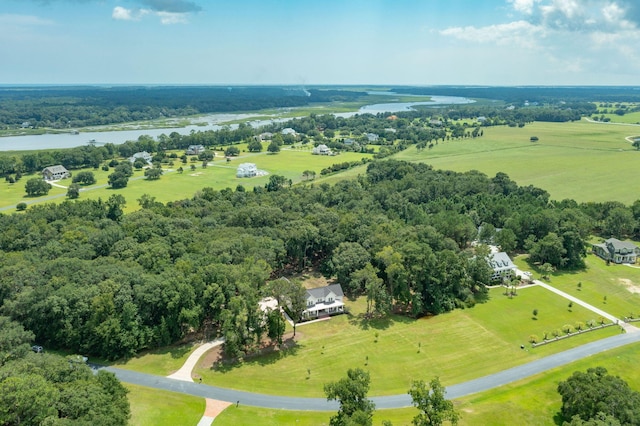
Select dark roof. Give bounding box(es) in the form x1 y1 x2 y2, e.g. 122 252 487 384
42 165 68 174
306 284 344 299
605 238 638 251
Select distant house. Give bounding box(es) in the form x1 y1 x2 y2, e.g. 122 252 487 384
236 163 258 178
365 133 379 142
259 132 273 141
42 165 70 181
488 252 516 282
429 119 443 127
303 284 345 319
21 121 31 129
312 144 332 155
592 238 640 264
128 151 153 165
186 145 205 155
477 116 487 123
343 138 355 146
281 128 297 136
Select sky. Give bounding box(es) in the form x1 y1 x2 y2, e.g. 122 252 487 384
1 0 640 86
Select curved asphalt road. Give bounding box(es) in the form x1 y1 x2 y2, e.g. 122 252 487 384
98 330 640 411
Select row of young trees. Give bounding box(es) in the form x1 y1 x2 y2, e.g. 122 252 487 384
0 160 637 360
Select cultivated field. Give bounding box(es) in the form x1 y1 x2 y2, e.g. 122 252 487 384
394 119 640 204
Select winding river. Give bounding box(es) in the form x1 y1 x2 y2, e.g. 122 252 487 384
0 94 473 152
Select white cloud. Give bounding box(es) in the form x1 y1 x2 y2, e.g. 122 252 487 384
440 20 543 48
508 0 541 14
112 5 189 24
112 6 136 21
156 12 188 24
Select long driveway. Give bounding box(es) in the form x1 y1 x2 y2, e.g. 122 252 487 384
98 331 640 411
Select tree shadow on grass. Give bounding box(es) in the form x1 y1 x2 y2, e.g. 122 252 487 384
348 312 415 331
212 336 301 374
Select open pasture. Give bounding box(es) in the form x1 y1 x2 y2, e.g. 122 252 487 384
394 119 640 204
194 287 618 398
515 253 640 319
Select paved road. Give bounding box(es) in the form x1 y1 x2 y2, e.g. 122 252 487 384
98 331 640 411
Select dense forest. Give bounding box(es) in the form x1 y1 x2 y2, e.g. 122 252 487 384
0 86 362 128
394 86 640 103
1 160 638 361
0 317 130 425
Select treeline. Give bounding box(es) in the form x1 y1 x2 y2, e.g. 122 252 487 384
1 160 638 360
0 86 363 128
0 317 130 425
393 86 640 103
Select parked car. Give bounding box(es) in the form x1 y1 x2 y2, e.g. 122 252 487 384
31 345 44 353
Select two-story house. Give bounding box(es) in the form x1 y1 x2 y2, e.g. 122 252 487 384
592 238 640 264
303 284 345 319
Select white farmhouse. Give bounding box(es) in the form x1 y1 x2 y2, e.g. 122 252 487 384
302 284 345 319
236 163 258 178
312 144 332 155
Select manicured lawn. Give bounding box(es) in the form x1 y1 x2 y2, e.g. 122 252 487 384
514 253 640 319
194 287 619 398
112 342 197 376
213 342 640 426
393 119 640 204
126 384 204 426
456 341 640 425
214 406 331 426
0 148 373 212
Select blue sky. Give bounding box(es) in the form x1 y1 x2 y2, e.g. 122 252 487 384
2 0 640 85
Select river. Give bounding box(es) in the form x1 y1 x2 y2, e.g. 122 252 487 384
0 95 473 152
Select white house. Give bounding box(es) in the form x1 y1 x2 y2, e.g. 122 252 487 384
236 163 258 178
365 133 379 142
312 144 332 155
488 252 516 282
303 284 345 319
281 128 297 136
259 132 273 141
186 145 205 155
42 165 70 181
128 151 153 165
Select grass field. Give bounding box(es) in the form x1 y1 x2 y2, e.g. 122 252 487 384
213 341 640 426
0 146 373 212
393 119 640 204
126 384 204 426
515 252 640 319
111 342 197 376
194 287 619 398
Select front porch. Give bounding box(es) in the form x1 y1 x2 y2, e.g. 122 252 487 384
303 300 345 319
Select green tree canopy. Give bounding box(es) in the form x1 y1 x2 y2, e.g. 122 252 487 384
557 367 640 425
25 178 51 197
408 377 459 426
324 368 375 426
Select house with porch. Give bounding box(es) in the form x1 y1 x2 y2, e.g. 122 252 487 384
128 151 153 165
592 238 640 264
303 284 345 319
42 165 70 181
488 251 516 282
186 145 205 155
